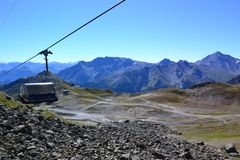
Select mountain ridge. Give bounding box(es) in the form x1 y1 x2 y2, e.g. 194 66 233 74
1 52 240 93
58 57 153 85
195 51 240 74
58 52 240 93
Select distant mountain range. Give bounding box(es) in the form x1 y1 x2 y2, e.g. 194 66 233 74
58 57 153 86
57 51 240 93
1 51 240 93
0 62 75 84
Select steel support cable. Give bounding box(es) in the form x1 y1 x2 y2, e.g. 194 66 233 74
0 54 39 78
0 0 126 78
0 0 19 31
46 0 126 50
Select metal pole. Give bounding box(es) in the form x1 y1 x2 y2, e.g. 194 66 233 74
44 54 49 73
40 50 52 74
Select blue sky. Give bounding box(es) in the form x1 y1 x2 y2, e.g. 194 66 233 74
0 0 239 63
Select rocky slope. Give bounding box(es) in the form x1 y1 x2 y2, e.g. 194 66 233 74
0 104 226 160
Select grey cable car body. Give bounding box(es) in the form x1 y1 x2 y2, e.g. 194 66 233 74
19 82 58 103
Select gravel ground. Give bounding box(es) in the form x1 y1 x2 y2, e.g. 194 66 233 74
0 105 227 160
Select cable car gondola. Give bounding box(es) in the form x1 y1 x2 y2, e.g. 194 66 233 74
19 82 58 103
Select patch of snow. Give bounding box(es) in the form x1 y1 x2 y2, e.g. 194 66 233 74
236 60 240 64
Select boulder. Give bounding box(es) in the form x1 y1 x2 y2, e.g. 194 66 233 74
224 144 238 154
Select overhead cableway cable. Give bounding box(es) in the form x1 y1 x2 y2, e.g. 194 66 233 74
0 0 126 78
45 0 126 50
0 0 19 31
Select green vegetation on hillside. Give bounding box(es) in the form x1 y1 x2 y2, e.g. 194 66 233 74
180 121 240 140
177 119 240 152
0 92 22 109
158 88 187 95
146 93 185 103
140 88 187 103
71 87 113 98
186 83 240 107
224 85 240 99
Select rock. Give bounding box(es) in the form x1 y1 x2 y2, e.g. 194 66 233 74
28 150 40 156
196 141 204 145
2 120 8 125
0 119 13 130
70 155 84 160
152 151 166 159
45 130 54 134
83 134 89 139
120 153 130 160
0 147 6 152
46 142 55 148
73 138 84 148
184 148 190 152
27 145 37 150
229 152 239 157
52 152 62 157
31 138 39 143
225 144 238 154
13 124 32 134
16 145 25 153
132 155 140 160
180 152 193 159
17 152 24 157
136 143 146 149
